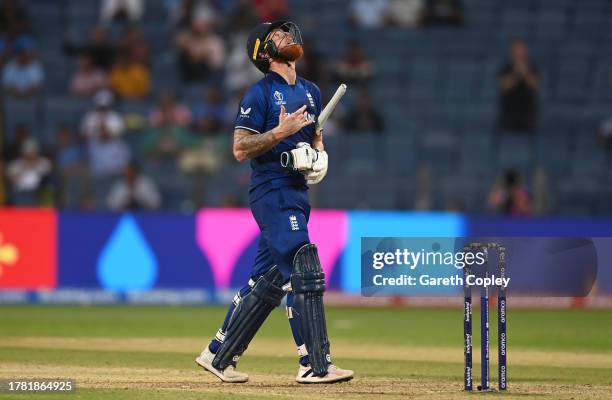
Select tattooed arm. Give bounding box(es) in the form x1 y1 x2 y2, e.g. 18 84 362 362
233 128 283 162
233 104 313 162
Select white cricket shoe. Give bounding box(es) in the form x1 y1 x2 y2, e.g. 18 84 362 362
195 347 249 383
296 364 354 384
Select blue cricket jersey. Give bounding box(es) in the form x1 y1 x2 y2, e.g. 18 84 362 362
234 71 322 203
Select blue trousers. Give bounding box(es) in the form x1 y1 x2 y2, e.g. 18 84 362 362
210 186 312 365
251 186 311 280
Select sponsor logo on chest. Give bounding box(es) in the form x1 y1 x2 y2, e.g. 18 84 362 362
273 90 286 106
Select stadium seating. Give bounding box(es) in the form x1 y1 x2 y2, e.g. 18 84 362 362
4 0 612 215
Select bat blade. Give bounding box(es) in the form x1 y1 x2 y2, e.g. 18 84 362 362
317 83 347 133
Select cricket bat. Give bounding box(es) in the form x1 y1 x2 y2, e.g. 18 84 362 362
316 83 347 135
280 83 347 169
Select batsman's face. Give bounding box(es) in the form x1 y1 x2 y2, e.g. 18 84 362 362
269 28 303 62
270 29 293 48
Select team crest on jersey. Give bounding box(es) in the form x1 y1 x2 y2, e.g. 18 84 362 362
306 92 315 108
240 107 251 117
273 90 286 105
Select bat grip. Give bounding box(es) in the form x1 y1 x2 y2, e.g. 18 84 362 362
315 122 323 136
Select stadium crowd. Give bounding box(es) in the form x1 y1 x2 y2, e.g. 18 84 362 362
1 0 610 216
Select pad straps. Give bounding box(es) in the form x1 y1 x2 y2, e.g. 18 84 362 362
212 267 285 370
291 244 331 376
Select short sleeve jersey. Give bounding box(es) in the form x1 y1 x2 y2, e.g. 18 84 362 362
234 71 322 202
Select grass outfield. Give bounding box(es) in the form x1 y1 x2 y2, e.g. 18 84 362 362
0 306 611 399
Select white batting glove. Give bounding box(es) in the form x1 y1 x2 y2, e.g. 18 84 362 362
305 150 328 185
289 142 318 172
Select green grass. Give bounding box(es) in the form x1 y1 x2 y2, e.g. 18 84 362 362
1 306 611 352
0 306 611 399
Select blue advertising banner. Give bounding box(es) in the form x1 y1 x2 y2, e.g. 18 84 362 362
59 213 215 290
1 209 610 304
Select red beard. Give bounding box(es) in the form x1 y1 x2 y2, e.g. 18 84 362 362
279 44 303 61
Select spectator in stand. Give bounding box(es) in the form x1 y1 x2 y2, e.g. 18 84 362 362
488 169 532 216
297 38 325 86
349 0 389 29
70 55 109 97
117 26 149 65
226 0 258 32
6 139 52 206
168 0 195 28
0 0 33 68
56 125 86 172
64 27 116 71
386 0 424 27
81 90 125 140
342 90 385 133
168 0 218 29
109 50 151 99
192 87 227 135
225 31 261 94
2 39 43 97
87 130 131 178
140 113 199 163
148 91 192 128
81 91 131 177
100 0 144 23
421 0 464 26
4 123 31 161
175 16 226 82
498 39 539 133
334 39 373 85
252 0 289 22
54 125 88 208
107 162 161 210
0 0 29 37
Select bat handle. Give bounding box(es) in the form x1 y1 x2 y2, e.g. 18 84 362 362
315 120 323 136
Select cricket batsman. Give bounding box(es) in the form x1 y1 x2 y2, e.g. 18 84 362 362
195 20 354 384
